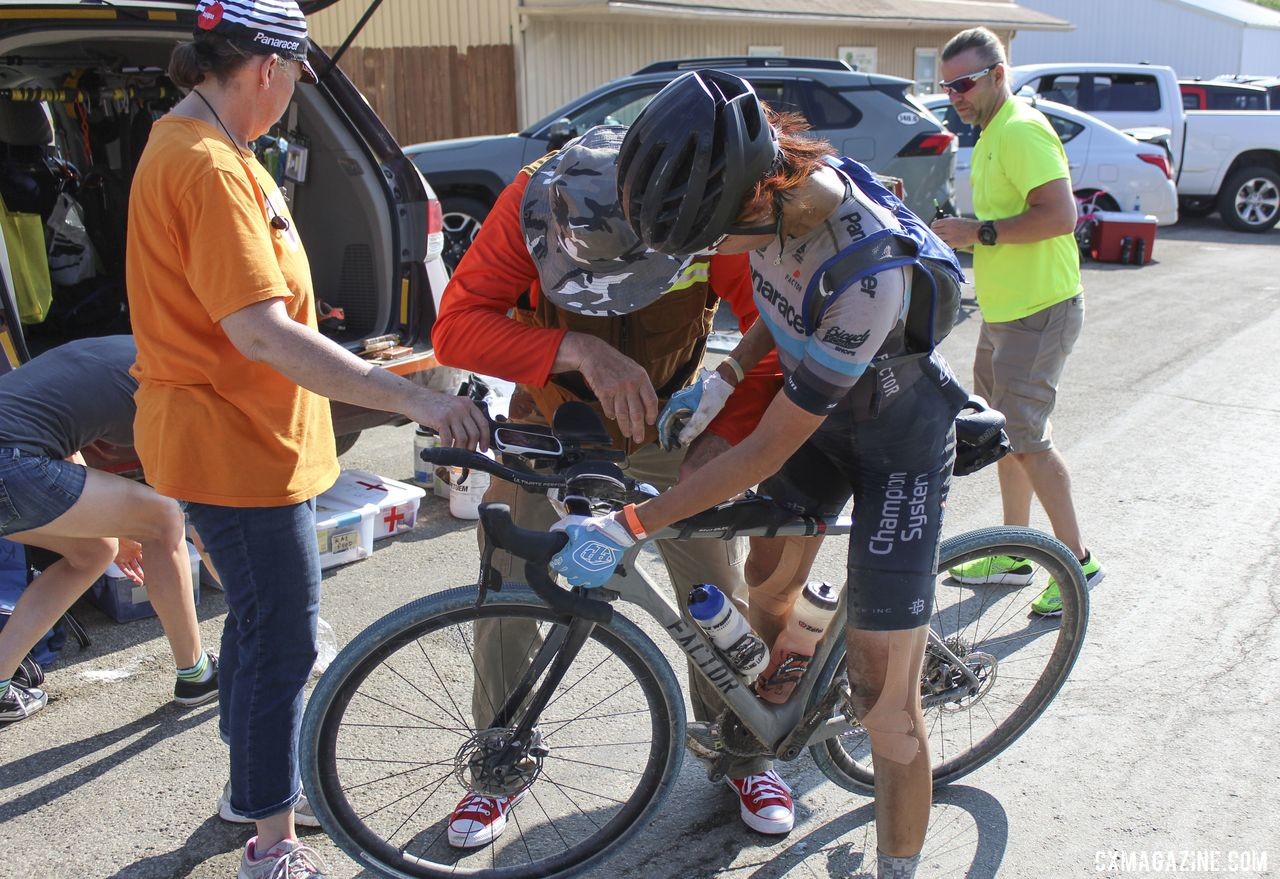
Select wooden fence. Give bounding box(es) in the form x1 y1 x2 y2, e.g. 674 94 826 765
332 44 518 146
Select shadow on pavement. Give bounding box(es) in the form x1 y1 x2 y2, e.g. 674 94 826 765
100 815 248 879
0 703 217 822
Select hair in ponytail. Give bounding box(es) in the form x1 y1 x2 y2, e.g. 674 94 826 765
168 33 250 89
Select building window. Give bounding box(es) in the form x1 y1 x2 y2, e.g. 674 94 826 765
839 46 877 72
914 48 939 94
749 45 784 56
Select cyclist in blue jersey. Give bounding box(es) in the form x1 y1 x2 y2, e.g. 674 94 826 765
549 71 970 879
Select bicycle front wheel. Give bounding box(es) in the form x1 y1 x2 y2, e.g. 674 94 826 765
300 585 686 879
809 526 1089 792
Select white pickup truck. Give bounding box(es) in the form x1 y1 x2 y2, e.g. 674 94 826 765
1010 63 1280 232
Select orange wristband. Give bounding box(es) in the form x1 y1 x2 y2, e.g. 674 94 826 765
621 503 648 540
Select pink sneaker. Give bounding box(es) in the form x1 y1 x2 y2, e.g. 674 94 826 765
447 788 529 848
726 770 794 834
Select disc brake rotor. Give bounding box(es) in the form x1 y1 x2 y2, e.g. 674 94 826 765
455 727 549 797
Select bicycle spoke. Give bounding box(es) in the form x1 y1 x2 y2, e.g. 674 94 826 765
305 592 677 879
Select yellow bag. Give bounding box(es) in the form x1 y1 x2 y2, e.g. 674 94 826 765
0 194 52 324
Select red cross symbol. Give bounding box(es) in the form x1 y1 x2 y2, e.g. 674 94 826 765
357 480 388 493
383 506 406 531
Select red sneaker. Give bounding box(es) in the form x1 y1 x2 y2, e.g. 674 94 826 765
726 770 794 834
447 788 528 849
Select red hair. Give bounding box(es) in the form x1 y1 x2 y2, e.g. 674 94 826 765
737 106 835 220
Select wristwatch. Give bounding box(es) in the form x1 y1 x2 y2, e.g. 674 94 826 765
978 221 998 246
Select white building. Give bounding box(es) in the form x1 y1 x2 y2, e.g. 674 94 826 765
1012 0 1280 79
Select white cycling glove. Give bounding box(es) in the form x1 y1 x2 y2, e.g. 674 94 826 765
656 368 735 451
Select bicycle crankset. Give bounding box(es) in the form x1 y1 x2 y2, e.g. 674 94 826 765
685 711 773 781
923 636 998 713
455 726 549 797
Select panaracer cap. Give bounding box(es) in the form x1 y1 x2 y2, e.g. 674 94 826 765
195 0 319 84
520 125 704 316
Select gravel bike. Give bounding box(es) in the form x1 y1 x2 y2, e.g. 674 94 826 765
299 400 1088 879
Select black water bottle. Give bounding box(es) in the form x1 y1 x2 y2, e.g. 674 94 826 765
1119 236 1133 265
1134 238 1146 266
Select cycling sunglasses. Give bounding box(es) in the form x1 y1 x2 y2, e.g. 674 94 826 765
940 65 995 95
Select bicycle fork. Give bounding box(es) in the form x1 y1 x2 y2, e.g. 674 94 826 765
469 616 598 795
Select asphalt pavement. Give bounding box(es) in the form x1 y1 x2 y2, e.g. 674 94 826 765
1 215 1277 878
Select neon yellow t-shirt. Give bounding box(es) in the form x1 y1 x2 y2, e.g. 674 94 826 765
971 98 1082 323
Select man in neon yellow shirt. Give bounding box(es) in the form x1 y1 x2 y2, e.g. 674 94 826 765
931 26 1103 614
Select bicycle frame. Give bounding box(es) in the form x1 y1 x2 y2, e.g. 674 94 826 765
578 511 981 763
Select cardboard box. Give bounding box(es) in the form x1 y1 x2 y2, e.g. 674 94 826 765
315 499 378 570
1090 211 1158 264
89 541 202 623
319 469 427 540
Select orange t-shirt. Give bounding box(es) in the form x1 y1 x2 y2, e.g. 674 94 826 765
126 115 337 506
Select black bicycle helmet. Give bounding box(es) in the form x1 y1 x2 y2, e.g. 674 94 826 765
617 69 779 255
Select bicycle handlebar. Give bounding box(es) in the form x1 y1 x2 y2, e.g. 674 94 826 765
478 503 613 623
419 447 565 491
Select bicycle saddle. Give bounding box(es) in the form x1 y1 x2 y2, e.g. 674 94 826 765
954 396 1005 446
954 396 1011 477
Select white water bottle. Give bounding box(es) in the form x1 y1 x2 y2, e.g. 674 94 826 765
688 584 770 678
755 581 841 704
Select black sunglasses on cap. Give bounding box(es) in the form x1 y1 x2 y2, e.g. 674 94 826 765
940 65 995 95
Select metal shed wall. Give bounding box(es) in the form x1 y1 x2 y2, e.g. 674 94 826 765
519 18 1000 124
1011 0 1247 78
1239 27 1280 75
307 0 517 50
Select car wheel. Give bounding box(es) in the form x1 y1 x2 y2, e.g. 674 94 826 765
1178 195 1215 218
334 431 361 457
1216 166 1280 233
440 196 490 270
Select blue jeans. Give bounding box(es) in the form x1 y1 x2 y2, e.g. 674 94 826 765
185 499 319 821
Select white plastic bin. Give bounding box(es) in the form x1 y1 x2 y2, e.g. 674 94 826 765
319 469 427 540
315 500 378 570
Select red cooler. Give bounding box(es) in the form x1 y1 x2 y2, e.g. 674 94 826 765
1090 211 1158 264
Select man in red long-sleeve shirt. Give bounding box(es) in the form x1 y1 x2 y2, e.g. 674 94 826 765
433 126 794 846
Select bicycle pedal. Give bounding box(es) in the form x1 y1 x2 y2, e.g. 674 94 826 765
684 721 722 762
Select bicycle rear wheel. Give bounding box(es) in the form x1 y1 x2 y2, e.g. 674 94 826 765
809 526 1089 792
300 585 686 879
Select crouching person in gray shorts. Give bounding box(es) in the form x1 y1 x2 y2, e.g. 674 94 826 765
0 336 214 726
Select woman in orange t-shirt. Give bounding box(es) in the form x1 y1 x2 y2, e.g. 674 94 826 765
125 3 487 874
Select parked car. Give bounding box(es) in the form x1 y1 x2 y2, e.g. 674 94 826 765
1179 80 1270 111
0 0 452 456
1213 74 1280 108
922 95 1178 225
407 56 957 265
1011 63 1280 232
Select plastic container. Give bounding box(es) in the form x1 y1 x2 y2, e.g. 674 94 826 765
315 499 378 570
320 469 427 540
312 617 338 677
755 581 841 704
688 584 770 678
1090 210 1157 264
89 541 202 623
449 458 492 520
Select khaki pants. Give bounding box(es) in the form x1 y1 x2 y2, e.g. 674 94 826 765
470 440 771 777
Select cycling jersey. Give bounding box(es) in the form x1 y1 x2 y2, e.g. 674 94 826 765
750 165 912 416
752 163 970 630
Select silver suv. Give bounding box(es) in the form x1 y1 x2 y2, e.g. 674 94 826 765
406 57 957 267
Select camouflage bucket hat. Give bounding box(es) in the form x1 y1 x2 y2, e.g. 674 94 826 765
521 126 700 316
